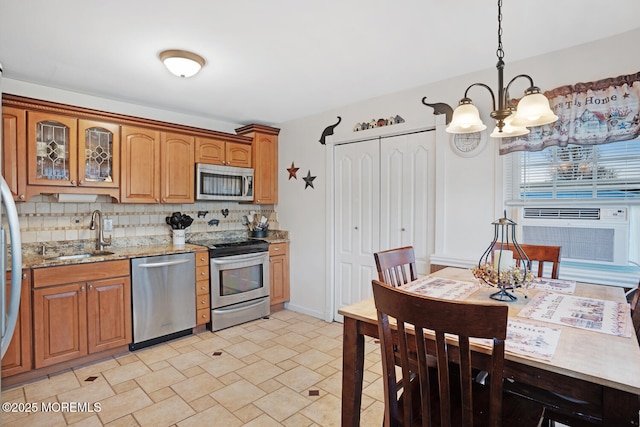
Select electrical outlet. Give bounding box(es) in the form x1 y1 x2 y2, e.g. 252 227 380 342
103 218 113 232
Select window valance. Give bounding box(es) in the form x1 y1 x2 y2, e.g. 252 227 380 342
499 71 640 155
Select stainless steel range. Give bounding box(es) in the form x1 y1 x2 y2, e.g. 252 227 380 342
190 238 270 331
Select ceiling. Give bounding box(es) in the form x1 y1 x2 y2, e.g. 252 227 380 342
2 1 639 126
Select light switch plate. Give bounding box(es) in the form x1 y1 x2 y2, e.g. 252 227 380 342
103 218 113 231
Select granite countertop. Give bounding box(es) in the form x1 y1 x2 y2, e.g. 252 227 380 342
19 230 290 269
23 243 208 269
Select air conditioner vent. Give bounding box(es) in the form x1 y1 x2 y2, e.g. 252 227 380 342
522 207 600 220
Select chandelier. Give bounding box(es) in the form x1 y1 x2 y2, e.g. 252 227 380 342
446 0 558 138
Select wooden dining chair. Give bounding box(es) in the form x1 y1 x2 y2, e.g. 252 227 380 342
371 279 546 427
374 246 418 287
492 243 561 279
631 280 640 341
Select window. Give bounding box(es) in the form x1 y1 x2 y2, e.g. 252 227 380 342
518 138 640 200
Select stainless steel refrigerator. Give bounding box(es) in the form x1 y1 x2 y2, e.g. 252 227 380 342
0 62 24 398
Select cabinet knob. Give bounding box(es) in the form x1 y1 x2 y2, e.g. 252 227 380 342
89 285 93 290
273 247 280 251
354 226 358 230
201 314 207 318
81 285 85 291
18 194 25 200
201 300 206 304
155 198 160 203
71 180 76 185
201 271 206 276
79 180 84 185
22 273 27 279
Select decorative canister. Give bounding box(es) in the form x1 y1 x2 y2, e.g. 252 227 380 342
173 229 186 247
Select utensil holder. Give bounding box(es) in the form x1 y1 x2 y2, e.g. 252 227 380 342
250 230 267 238
173 229 186 247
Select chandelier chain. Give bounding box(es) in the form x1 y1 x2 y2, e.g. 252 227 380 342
496 0 504 60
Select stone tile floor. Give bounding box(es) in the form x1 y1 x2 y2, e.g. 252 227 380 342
1 310 386 426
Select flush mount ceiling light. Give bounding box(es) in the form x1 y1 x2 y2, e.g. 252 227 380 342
159 49 206 78
446 0 558 138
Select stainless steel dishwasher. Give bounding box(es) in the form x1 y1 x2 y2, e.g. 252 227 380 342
130 252 195 350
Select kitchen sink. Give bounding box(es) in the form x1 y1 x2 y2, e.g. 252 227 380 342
45 251 115 261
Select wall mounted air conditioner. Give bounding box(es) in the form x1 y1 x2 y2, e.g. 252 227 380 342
518 207 629 266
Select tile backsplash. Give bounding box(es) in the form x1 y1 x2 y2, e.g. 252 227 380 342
11 195 276 252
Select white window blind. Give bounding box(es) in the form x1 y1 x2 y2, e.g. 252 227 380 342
519 138 640 200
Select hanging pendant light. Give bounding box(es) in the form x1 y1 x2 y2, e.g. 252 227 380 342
159 49 206 78
446 0 558 138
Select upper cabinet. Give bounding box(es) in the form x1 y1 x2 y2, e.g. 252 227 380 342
26 112 119 195
236 124 280 205
1 106 27 201
120 126 194 204
78 119 120 189
196 137 251 168
162 132 195 203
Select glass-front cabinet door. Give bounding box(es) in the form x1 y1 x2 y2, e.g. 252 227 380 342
78 119 119 188
27 111 77 186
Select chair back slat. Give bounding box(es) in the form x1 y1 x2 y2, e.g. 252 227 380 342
492 243 561 279
631 281 640 341
372 279 508 427
375 246 418 287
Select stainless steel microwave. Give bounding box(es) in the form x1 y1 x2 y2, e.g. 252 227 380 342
195 163 254 201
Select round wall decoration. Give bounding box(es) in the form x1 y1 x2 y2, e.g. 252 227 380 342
450 130 487 157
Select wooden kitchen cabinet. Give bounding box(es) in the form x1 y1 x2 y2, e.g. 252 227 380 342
32 260 131 368
196 137 252 168
2 270 32 378
269 242 290 311
1 106 27 201
195 248 211 325
87 276 132 354
236 124 280 204
121 126 194 203
162 132 195 203
26 112 119 198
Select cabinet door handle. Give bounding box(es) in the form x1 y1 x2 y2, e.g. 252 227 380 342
273 247 280 251
80 285 85 291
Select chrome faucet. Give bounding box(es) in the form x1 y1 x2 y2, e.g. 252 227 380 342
89 210 112 251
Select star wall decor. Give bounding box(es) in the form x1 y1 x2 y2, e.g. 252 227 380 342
287 162 299 180
303 170 316 189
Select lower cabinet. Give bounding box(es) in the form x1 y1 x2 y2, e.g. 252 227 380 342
269 242 290 311
1 270 31 377
32 260 131 369
195 248 211 325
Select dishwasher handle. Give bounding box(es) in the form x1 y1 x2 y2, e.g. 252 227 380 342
137 258 191 268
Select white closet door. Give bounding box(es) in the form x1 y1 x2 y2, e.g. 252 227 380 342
380 131 435 276
334 139 380 320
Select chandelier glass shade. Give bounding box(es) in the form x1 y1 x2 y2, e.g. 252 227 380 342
446 0 558 138
159 49 206 78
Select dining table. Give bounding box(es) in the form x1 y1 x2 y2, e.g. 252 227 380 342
339 267 640 427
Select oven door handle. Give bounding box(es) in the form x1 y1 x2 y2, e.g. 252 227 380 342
137 259 191 268
212 299 266 314
211 252 266 265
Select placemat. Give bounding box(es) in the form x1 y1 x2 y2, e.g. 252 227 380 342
528 277 576 294
518 291 631 337
472 319 562 361
403 276 481 301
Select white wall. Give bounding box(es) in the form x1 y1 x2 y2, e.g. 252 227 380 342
2 79 243 133
277 28 640 320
